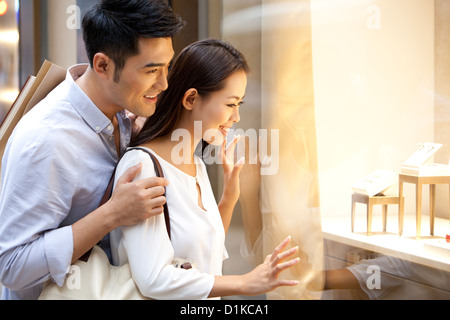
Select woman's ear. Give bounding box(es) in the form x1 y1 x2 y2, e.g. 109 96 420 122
92 53 114 80
182 88 199 111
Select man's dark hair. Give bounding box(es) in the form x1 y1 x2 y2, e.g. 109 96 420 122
82 0 185 82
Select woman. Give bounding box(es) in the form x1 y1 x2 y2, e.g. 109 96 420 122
110 39 299 299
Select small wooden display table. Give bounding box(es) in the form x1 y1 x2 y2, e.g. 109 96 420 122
351 193 403 235
398 174 450 238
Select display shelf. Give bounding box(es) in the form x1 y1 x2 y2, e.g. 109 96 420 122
322 214 450 272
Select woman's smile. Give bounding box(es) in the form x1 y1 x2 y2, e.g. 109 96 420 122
219 126 231 137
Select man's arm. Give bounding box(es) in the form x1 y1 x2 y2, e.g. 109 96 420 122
0 137 168 292
324 269 361 290
71 163 168 262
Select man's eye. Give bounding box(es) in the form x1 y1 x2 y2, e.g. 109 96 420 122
147 69 158 74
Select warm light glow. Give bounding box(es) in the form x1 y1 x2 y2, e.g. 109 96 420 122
0 0 8 16
0 30 19 45
0 88 19 105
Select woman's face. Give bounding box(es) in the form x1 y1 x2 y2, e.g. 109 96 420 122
195 70 248 146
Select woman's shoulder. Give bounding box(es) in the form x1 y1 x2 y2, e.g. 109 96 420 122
122 147 154 161
116 147 158 179
137 140 170 160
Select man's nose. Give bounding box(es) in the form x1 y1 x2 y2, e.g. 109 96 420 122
155 69 169 92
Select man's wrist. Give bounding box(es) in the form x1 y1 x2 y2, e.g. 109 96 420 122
93 200 119 233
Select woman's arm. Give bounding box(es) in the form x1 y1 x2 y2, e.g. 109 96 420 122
116 151 216 300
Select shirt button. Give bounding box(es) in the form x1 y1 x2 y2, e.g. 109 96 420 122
95 126 100 132
107 125 113 132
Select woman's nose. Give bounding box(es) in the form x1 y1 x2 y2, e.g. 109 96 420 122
231 107 240 123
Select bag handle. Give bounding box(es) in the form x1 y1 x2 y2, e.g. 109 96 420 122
127 147 171 240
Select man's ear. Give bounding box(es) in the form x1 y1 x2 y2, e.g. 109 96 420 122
92 53 115 80
182 88 199 111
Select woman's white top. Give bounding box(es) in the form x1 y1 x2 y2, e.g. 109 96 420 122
110 147 227 300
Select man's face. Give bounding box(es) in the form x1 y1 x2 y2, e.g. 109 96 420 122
110 37 174 118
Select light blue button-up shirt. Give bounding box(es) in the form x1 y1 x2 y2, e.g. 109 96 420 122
0 64 132 300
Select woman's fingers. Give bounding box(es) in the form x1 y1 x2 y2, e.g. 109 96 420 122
232 157 245 176
270 236 292 261
219 137 226 159
222 135 242 165
271 246 299 268
242 236 301 294
226 135 241 154
266 236 301 288
274 257 300 274
270 256 301 288
277 279 300 287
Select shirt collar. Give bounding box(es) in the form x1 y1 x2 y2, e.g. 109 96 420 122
66 64 114 134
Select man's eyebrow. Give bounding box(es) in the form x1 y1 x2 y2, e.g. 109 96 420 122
142 62 167 68
142 57 175 69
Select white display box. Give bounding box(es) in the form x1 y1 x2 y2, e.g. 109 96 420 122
401 142 450 176
352 169 398 197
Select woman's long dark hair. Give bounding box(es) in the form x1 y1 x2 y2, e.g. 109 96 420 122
130 39 250 147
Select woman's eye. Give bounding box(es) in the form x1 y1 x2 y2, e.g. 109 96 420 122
227 101 245 108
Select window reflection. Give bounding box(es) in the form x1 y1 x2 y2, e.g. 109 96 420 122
221 0 450 300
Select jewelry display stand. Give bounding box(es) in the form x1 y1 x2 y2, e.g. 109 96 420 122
398 174 450 238
351 143 450 237
351 170 400 234
351 193 403 235
398 143 450 238
399 143 450 238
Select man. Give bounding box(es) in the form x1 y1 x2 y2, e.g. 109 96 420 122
0 0 185 300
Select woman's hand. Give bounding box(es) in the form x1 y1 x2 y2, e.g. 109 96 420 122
217 136 245 233
209 236 300 298
220 135 245 204
241 236 300 296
